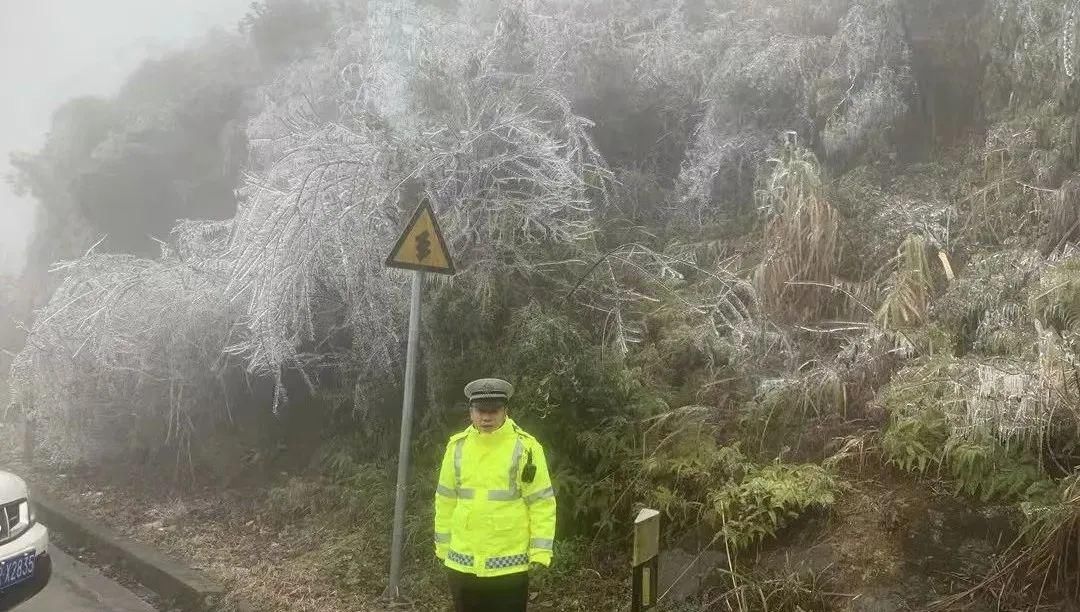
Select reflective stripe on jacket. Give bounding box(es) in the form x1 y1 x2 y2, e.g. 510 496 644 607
433 418 556 577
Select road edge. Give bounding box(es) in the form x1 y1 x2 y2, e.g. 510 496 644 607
32 492 252 612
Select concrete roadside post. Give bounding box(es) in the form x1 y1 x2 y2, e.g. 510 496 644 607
632 508 661 612
383 198 456 599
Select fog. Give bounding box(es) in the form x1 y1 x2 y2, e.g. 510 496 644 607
0 0 252 275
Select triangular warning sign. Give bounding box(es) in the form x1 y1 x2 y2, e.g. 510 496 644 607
385 200 456 275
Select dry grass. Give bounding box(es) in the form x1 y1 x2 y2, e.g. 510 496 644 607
754 141 841 323
876 234 933 330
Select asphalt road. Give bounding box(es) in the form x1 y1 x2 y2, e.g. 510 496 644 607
12 547 155 612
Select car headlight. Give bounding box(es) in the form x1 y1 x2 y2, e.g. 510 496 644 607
3 495 35 540
17 489 34 526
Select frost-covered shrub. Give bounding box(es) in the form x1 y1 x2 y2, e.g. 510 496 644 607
819 2 912 162
229 1 608 408
10 222 237 465
678 0 913 220
985 0 1080 109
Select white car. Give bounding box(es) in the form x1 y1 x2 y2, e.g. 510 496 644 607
0 471 49 606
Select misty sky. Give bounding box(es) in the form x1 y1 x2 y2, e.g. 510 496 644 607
0 0 253 275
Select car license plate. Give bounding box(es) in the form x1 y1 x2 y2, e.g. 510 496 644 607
0 552 34 590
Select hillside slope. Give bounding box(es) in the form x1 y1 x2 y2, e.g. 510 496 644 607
7 0 1080 609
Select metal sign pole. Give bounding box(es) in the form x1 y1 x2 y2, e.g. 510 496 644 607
383 196 454 598
387 269 424 598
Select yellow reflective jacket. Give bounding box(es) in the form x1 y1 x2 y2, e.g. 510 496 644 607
434 418 556 577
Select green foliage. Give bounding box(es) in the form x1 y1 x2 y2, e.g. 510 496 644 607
622 407 839 552
738 371 848 459
1018 472 1080 599
1022 472 1080 536
935 249 1042 357
422 283 508 420
882 408 948 474
707 565 840 612
904 323 956 357
881 357 959 473
639 421 752 528
79 37 253 254
633 297 734 406
9 97 116 286
709 462 838 551
944 435 1050 502
504 303 666 434
877 234 933 330
1032 257 1080 335
881 357 1054 502
882 355 960 407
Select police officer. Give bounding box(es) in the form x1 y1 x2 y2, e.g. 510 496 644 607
434 378 556 612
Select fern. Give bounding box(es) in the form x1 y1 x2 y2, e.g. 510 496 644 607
945 439 994 496
944 434 1049 501
882 408 949 474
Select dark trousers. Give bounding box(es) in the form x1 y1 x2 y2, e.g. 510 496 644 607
447 568 528 612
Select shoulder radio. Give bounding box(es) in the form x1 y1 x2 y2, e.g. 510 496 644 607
522 448 536 484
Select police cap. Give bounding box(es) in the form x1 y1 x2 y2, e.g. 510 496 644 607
464 378 514 402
